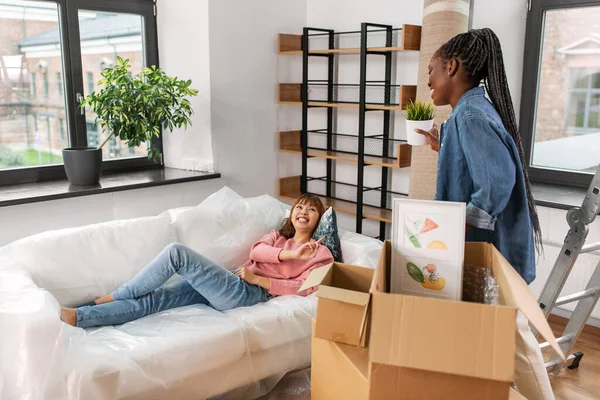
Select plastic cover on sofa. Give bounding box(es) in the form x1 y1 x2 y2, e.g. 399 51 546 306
0 187 382 400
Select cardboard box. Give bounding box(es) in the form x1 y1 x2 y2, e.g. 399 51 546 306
299 262 374 347
367 241 564 400
311 319 369 400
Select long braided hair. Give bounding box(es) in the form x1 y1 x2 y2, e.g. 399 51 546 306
436 28 542 253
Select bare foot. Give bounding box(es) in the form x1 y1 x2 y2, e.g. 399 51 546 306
60 307 77 326
94 294 114 305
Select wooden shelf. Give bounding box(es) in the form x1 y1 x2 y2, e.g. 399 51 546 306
278 34 303 54
276 23 420 235
278 83 302 103
278 131 411 168
278 176 393 223
279 47 411 55
277 25 421 55
277 84 417 111
278 101 405 111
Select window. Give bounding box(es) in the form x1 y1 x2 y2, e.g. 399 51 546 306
0 3 63 173
109 135 120 158
520 0 600 187
564 69 600 133
79 10 148 160
86 72 94 95
43 116 59 164
43 72 49 98
86 122 98 147
56 72 63 97
30 72 36 96
0 0 159 186
59 118 65 143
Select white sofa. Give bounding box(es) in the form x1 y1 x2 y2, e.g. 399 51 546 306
0 187 382 400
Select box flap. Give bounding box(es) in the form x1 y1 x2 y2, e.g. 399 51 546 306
315 285 370 306
312 322 369 400
490 246 566 361
298 263 333 292
371 241 390 294
315 295 370 346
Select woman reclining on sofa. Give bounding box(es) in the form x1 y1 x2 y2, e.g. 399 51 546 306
61 194 333 328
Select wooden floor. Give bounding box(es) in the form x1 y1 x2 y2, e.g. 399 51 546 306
545 316 600 400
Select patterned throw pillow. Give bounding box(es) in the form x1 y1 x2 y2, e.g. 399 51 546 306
312 207 343 262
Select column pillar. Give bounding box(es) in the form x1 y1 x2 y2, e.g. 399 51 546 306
408 0 472 199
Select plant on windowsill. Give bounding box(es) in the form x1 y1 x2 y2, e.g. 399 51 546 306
62 56 199 186
404 99 436 146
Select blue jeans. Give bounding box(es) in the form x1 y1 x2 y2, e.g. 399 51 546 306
75 243 270 328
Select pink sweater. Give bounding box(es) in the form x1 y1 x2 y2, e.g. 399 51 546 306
237 230 334 296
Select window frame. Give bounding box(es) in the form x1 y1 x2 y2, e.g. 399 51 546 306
0 0 161 186
520 0 600 188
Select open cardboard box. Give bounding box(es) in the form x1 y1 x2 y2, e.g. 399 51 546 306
367 240 565 399
310 317 530 400
300 262 375 347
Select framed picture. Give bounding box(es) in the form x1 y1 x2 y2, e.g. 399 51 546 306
390 198 466 301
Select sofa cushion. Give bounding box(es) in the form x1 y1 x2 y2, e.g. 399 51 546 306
85 305 247 379
339 228 383 269
0 213 176 307
173 187 289 269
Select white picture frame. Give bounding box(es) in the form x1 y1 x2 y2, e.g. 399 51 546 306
390 198 466 301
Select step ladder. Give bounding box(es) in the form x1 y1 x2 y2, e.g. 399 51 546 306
534 164 600 375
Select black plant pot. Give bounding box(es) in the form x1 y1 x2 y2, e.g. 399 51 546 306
62 147 103 186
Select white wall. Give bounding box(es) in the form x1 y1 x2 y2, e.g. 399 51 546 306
157 0 214 172
0 179 225 247
210 0 308 198
471 0 528 121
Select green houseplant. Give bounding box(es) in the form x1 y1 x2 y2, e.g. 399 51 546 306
62 57 199 186
404 99 436 146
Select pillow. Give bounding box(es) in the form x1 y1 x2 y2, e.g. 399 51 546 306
173 187 288 269
0 213 176 307
312 207 343 262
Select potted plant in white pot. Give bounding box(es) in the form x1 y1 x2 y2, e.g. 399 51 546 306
404 99 436 146
63 56 199 186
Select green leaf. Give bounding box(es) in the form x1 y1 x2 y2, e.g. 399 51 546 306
406 262 424 283
405 99 436 121
81 59 198 160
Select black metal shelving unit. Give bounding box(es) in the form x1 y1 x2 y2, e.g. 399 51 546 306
279 23 420 240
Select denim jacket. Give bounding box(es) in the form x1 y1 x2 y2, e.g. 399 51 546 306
435 87 536 284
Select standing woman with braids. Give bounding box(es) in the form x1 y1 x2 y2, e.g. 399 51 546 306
417 28 541 284
416 28 554 400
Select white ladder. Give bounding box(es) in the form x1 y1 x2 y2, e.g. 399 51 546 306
534 164 600 375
